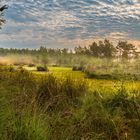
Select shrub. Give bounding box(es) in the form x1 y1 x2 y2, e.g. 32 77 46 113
37 65 48 71
72 66 84 71
52 64 59 67
28 63 35 67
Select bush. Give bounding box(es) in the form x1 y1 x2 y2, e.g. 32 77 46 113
72 66 84 71
52 64 59 67
37 65 48 71
28 63 35 67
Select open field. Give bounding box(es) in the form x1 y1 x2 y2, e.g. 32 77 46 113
1 2 140 139
24 66 140 91
0 65 140 140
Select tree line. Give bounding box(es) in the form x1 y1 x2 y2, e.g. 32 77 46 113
0 39 139 59
0 4 139 59
75 39 139 58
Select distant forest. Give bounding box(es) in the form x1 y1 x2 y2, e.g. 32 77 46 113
1 39 140 59
0 5 139 59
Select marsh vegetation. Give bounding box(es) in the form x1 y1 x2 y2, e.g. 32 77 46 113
0 46 140 139
1 2 140 140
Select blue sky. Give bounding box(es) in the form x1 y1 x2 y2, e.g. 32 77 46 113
0 0 140 48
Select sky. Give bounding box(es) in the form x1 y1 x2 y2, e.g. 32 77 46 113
0 0 140 49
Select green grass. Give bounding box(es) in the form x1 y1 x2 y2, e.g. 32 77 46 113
31 66 140 92
0 66 140 139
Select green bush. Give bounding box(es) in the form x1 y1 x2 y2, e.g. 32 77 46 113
36 65 48 71
28 63 35 67
72 66 84 71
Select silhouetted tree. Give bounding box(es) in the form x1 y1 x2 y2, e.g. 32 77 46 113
61 48 68 54
102 39 116 58
117 41 136 58
74 46 84 54
89 42 100 57
89 40 116 58
0 5 8 28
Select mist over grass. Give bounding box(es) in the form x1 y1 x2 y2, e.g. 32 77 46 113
1 2 140 139
0 54 139 78
0 41 140 139
0 55 35 65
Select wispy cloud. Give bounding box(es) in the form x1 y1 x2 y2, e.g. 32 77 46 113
0 0 140 48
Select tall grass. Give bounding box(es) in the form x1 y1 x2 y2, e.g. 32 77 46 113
0 69 140 139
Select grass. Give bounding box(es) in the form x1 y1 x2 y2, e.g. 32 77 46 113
32 66 140 92
0 66 140 139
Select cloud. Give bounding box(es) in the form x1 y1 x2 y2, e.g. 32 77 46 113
0 0 140 48
106 32 129 40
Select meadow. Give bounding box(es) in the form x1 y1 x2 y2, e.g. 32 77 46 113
0 3 140 140
0 59 140 140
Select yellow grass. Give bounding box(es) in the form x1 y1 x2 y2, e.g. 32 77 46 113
22 66 140 92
